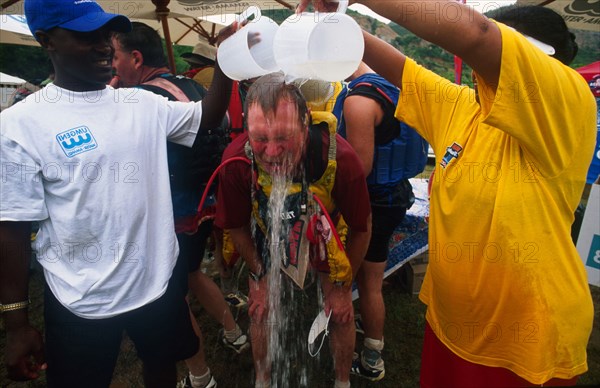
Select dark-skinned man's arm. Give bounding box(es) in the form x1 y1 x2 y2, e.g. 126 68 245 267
0 221 46 381
298 0 502 89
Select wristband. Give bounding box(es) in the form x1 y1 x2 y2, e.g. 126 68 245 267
0 299 30 313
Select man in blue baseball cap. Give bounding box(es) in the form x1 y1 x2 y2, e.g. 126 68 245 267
25 0 131 37
24 0 131 92
0 0 235 386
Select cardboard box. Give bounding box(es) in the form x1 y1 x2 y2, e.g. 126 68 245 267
411 252 429 294
576 182 600 287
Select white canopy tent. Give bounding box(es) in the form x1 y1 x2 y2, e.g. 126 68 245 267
0 71 25 110
516 0 600 31
1 0 295 71
134 13 237 47
0 14 37 45
0 12 236 47
0 71 25 85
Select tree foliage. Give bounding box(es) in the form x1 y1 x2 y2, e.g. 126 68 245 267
0 44 52 83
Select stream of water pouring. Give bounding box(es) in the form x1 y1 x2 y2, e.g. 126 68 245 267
263 166 318 387
266 171 287 385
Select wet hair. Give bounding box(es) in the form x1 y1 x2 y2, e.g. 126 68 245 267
486 5 578 65
244 72 310 129
112 22 168 68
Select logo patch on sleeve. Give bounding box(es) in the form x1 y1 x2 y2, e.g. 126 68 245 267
440 142 463 168
56 126 98 157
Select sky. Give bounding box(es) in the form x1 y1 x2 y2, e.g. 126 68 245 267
349 0 519 24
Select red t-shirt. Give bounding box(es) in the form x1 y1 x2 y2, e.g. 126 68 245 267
215 131 370 232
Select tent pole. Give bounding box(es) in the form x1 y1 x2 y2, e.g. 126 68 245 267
0 0 21 10
153 0 176 74
273 0 294 9
160 14 176 73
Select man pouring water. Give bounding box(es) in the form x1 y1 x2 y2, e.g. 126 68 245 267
214 73 371 388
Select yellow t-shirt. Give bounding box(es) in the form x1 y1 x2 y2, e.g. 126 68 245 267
396 22 596 384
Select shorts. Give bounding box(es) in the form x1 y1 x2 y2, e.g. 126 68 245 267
44 258 199 388
364 204 406 263
420 321 578 388
178 219 213 273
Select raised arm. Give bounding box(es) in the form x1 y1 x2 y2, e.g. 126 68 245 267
198 23 236 130
199 60 232 129
299 0 502 87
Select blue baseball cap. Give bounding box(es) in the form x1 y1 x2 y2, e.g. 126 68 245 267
25 0 131 38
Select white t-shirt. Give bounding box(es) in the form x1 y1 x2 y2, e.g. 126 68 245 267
0 85 202 318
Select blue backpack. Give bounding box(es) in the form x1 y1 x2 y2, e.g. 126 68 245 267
333 73 428 185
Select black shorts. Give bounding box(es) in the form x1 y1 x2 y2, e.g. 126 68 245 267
44 258 199 388
364 204 407 263
178 219 213 273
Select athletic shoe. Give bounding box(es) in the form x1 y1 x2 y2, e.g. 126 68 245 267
224 292 248 308
354 314 365 335
219 328 250 354
351 351 385 381
177 374 217 388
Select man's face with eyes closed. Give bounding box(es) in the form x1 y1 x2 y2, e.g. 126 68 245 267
247 99 308 175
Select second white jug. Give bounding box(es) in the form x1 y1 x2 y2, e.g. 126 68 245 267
273 2 363 82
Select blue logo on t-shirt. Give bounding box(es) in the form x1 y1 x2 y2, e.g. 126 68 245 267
56 126 98 157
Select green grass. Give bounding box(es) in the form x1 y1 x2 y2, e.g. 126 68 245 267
2 263 599 387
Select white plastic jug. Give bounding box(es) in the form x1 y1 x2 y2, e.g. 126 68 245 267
273 0 363 82
217 6 280 81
